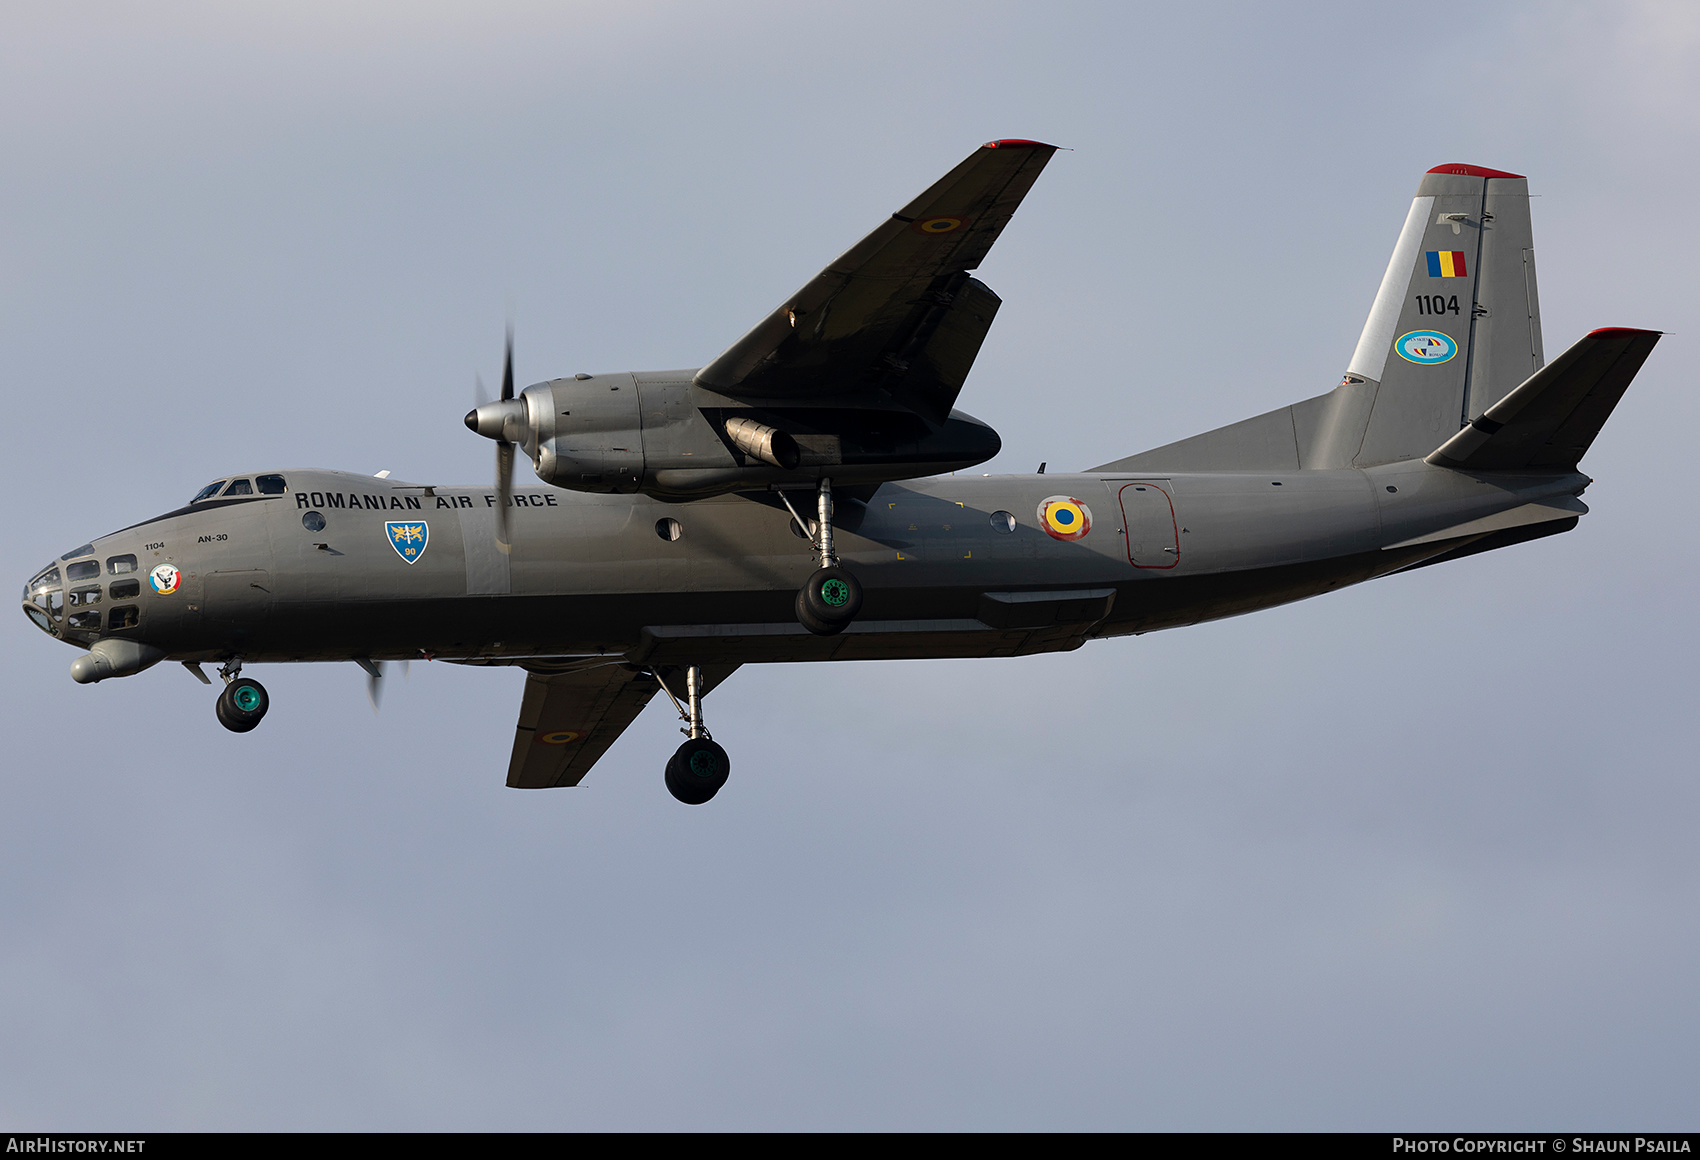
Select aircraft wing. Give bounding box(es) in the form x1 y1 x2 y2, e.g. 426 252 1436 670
694 139 1057 423
505 661 739 788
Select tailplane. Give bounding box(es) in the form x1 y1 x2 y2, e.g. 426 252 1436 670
1426 327 1660 471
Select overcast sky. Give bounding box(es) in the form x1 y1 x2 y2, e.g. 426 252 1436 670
2 0 1697 1130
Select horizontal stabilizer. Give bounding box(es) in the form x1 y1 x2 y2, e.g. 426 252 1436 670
1383 496 1587 550
1427 328 1660 470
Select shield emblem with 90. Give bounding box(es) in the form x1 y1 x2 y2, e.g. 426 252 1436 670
385 521 429 564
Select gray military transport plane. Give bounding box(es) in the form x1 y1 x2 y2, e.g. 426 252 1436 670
23 141 1660 804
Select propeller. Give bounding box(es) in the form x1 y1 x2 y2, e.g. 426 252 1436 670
359 657 411 712
495 327 515 553
464 326 523 554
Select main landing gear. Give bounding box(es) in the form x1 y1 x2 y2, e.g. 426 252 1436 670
214 658 269 734
779 477 863 636
658 664 730 805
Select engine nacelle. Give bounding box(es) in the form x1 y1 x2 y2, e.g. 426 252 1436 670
515 372 1001 500
527 375 647 493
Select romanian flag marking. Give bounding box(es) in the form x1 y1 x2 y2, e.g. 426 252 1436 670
1426 250 1468 277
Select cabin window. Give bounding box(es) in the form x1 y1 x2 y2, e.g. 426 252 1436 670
989 511 1017 533
68 610 101 629
68 586 101 607
108 555 138 575
655 518 683 542
108 606 139 629
222 478 253 496
46 590 64 619
66 560 100 581
29 567 60 592
24 606 52 633
110 580 141 599
301 511 326 532
256 474 288 494
191 481 225 503
60 544 94 561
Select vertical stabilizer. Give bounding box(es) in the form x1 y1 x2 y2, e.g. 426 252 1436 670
1308 164 1545 468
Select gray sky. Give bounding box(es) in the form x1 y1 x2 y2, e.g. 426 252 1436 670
2 0 1697 1130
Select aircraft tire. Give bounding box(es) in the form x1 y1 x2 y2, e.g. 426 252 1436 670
794 590 843 636
665 737 730 805
798 565 862 635
216 677 269 733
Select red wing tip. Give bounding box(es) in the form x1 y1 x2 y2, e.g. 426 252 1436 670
1427 162 1526 179
983 138 1057 150
1586 327 1662 340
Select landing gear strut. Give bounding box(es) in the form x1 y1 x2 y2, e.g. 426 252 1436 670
781 477 863 636
659 664 730 805
214 658 269 734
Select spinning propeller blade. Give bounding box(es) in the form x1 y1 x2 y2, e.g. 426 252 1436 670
495 328 514 553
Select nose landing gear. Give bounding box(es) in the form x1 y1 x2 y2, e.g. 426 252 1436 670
780 477 863 636
658 664 729 805
214 659 269 733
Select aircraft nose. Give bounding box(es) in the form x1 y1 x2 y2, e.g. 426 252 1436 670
22 557 64 637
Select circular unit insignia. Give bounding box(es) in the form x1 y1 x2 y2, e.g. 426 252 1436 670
1395 330 1458 364
913 215 966 235
149 563 181 595
537 730 583 746
1037 496 1092 542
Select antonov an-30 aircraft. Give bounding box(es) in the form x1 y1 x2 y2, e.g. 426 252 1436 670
23 141 1659 804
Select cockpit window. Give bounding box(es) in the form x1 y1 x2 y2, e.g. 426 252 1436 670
110 579 140 599
61 544 94 561
69 586 101 607
107 555 137 575
223 478 253 496
66 560 99 581
191 481 225 503
107 606 138 629
256 474 287 494
68 610 100 629
28 568 60 593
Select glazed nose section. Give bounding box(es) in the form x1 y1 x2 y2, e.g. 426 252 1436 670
22 559 64 636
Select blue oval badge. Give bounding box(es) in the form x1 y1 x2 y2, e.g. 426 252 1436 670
1396 330 1458 364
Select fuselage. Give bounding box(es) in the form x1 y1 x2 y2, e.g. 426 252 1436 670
24 461 1590 677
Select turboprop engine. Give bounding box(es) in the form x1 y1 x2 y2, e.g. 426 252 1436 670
465 370 1002 502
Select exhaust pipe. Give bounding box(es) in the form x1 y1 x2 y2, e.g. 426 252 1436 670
724 416 800 470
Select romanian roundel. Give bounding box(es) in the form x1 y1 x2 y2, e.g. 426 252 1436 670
1037 496 1092 541
537 730 583 746
913 215 966 235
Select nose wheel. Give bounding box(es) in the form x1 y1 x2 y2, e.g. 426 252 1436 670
780 478 863 636
657 664 730 804
214 659 269 733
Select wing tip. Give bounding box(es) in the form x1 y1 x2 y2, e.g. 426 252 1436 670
1426 162 1525 179
1586 327 1663 341
983 138 1057 150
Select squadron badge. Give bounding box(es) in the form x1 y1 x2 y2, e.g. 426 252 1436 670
149 563 180 595
385 521 429 564
1038 496 1092 541
1395 330 1458 364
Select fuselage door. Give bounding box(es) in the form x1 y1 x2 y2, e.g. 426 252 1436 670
1112 481 1179 569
